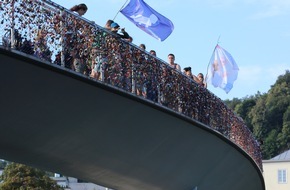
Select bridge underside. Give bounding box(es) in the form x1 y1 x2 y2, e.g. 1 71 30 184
0 49 264 190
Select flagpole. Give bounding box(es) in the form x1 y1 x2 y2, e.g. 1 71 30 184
217 35 221 45
113 0 129 21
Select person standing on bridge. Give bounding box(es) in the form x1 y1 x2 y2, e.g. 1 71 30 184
183 67 195 79
69 3 88 16
53 3 88 69
166 54 182 111
167 53 181 71
193 73 207 88
110 22 131 40
104 19 114 30
150 50 157 57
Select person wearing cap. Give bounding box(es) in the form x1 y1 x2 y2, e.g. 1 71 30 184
110 22 131 40
110 22 120 31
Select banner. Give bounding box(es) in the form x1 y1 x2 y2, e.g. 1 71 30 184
120 0 174 41
206 45 239 93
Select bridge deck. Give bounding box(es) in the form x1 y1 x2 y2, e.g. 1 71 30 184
0 48 264 190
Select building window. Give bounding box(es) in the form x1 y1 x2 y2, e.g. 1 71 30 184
278 169 287 183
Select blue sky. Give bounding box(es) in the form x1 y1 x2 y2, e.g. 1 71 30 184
53 0 289 100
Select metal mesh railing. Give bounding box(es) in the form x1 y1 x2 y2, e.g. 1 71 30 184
0 0 263 170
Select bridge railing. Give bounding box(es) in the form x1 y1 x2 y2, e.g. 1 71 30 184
0 0 263 170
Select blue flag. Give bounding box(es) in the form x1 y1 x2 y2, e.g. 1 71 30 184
206 45 239 93
120 0 174 41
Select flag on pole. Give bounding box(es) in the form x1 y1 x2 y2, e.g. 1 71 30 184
206 45 239 93
120 0 174 41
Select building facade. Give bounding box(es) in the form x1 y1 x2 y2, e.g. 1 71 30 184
263 149 290 190
0 168 111 190
52 174 112 190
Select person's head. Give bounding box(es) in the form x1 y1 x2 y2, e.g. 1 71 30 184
184 67 192 76
168 53 175 64
105 19 114 30
139 44 146 50
197 73 204 82
70 3 88 16
110 22 120 33
150 50 156 56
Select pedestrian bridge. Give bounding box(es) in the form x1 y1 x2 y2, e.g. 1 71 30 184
0 1 264 190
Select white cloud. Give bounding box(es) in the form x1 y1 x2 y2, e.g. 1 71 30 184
174 0 290 19
264 63 289 79
202 0 237 8
249 5 289 19
239 63 288 84
238 65 263 84
241 0 290 19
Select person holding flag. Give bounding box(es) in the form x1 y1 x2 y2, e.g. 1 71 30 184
110 22 131 40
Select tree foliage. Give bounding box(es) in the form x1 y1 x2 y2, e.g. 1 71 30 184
0 163 63 190
225 70 290 159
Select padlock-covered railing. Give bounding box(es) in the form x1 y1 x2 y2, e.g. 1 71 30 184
0 0 263 170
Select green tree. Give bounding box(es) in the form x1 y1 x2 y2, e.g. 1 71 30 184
278 116 290 152
275 71 290 152
262 129 279 159
0 163 63 190
224 97 242 110
224 70 290 159
250 71 289 158
234 97 256 131
248 94 268 139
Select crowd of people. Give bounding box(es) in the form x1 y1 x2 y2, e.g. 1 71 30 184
0 0 262 169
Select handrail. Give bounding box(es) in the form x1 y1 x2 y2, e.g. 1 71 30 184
0 0 263 170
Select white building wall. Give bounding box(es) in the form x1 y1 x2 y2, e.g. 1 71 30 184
263 160 290 190
68 182 109 190
53 176 113 190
